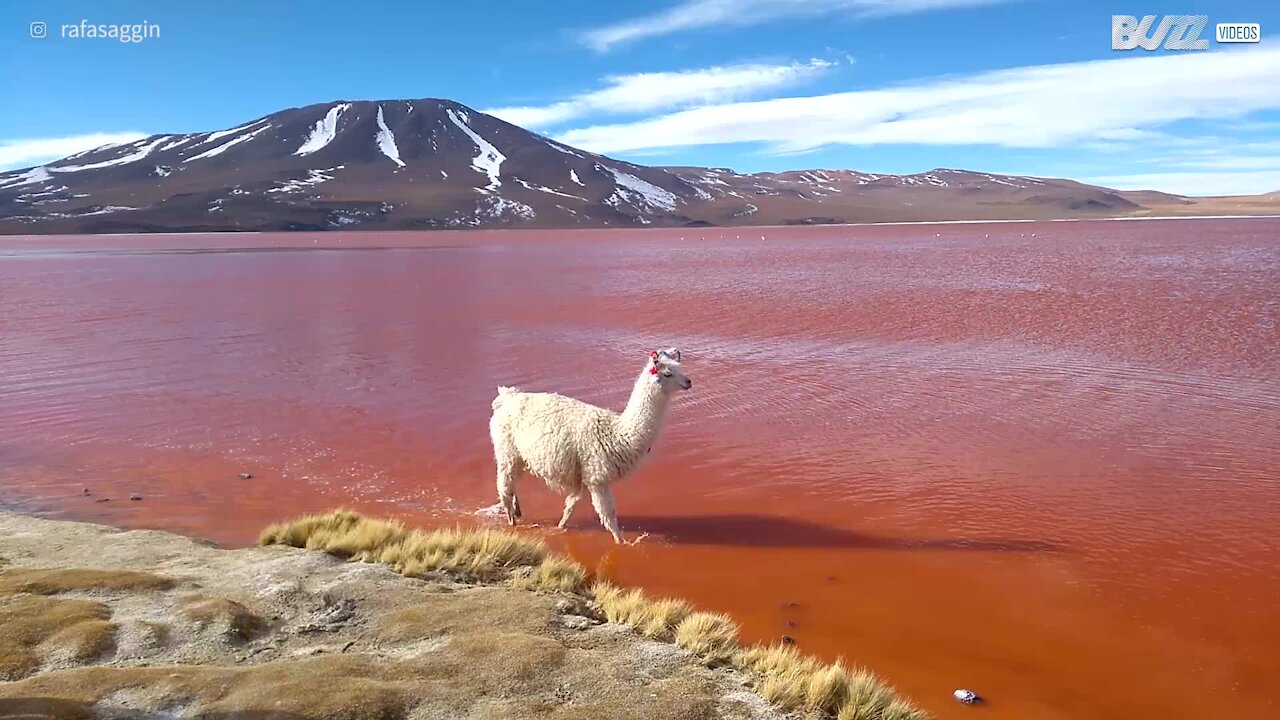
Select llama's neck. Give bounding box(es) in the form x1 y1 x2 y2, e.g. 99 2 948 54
617 369 672 449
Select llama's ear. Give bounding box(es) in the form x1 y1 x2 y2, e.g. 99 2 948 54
666 347 681 362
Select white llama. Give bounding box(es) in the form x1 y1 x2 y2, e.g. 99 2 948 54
488 348 692 544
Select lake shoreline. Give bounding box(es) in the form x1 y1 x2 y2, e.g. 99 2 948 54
0 509 791 720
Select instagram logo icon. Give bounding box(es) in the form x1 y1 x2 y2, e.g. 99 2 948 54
30 20 47 38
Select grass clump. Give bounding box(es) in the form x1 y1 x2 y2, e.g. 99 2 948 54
0 594 116 680
836 670 912 720
591 582 691 641
736 641 824 677
748 655 925 720
179 596 267 641
673 612 739 665
259 510 550 582
258 508 365 548
0 568 174 595
513 555 589 594
737 642 926 720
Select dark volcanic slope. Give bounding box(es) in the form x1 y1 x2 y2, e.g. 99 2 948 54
0 98 1240 234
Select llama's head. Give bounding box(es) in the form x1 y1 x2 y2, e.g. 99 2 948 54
648 348 692 392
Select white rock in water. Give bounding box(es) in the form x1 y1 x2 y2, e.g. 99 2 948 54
953 689 982 704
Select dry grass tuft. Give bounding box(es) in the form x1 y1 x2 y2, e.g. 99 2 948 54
805 662 852 713
593 583 645 623
261 511 549 582
0 568 174 595
257 508 365 548
880 698 930 720
513 555 589 594
636 597 694 641
835 669 901 720
0 594 116 680
736 644 926 719
592 583 694 641
179 596 267 641
757 669 809 710
673 612 739 665
736 641 824 678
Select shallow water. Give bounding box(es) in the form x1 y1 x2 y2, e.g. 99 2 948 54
1 219 1278 719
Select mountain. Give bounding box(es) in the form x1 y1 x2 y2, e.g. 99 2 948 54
0 99 1272 234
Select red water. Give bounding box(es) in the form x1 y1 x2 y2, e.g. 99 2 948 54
1 220 1277 719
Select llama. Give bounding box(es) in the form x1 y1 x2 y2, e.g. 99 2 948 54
488 348 692 544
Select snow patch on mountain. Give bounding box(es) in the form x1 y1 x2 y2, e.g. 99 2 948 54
74 205 136 216
546 141 584 159
599 164 678 211
268 167 342 194
686 182 713 200
0 167 53 189
445 108 504 192
480 196 534 221
186 124 273 162
197 119 269 148
374 106 405 168
296 103 351 156
158 137 196 152
569 169 584 187
51 136 171 173
515 178 584 201
154 165 172 177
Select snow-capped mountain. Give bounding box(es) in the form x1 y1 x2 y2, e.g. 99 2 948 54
0 98 1201 234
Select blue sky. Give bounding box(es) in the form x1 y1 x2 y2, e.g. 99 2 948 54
1 0 1277 194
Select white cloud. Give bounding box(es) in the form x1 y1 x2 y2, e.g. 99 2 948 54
0 132 147 170
581 0 1012 51
556 47 1280 155
485 59 834 128
1084 171 1280 197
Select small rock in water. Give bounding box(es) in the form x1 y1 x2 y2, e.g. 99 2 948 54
953 689 982 705
783 620 797 629
95 498 110 503
781 601 800 609
82 488 91 496
130 494 142 501
239 472 253 480
781 635 796 645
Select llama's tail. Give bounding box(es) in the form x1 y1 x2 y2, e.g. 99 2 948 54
491 385 520 411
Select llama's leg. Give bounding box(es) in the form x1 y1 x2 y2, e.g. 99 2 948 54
494 448 522 526
588 485 624 544
558 490 585 529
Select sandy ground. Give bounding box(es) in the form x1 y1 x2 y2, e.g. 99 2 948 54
0 511 784 720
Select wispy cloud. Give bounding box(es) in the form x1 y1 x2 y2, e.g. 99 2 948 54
556 47 1280 155
581 0 1013 51
0 132 148 170
484 59 835 128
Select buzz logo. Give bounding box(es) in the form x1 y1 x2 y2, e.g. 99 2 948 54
1112 15 1210 50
